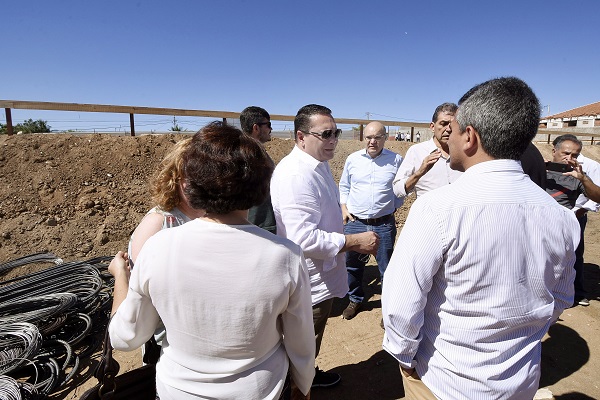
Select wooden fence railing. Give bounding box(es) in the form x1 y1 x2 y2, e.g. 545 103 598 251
0 100 431 140
1 99 598 143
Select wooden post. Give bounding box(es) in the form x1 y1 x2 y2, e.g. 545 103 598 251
4 108 13 135
547 134 551 144
410 126 415 142
359 124 364 141
129 113 135 137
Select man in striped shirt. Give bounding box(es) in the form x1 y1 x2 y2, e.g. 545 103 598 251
382 77 579 400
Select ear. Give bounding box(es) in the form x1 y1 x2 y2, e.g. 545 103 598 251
296 130 305 145
251 124 261 139
463 126 480 155
430 122 435 132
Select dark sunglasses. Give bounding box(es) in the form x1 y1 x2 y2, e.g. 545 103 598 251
256 122 272 129
302 129 342 139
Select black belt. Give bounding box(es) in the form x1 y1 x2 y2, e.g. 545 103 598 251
351 213 393 225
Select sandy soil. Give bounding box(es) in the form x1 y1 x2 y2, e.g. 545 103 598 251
0 134 598 399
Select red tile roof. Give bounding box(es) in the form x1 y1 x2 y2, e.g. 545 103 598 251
546 101 600 119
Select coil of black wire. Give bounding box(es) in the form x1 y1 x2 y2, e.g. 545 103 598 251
0 253 115 398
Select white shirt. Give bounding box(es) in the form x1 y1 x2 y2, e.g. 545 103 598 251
109 219 316 398
382 159 579 400
270 146 348 306
574 153 600 213
339 148 403 218
393 139 462 198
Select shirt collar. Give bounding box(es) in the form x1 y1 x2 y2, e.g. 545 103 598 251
362 148 388 159
464 159 523 176
292 144 325 169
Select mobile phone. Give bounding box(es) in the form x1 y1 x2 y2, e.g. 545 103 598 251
545 161 573 173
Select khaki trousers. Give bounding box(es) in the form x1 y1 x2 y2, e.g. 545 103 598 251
401 367 437 400
312 298 333 358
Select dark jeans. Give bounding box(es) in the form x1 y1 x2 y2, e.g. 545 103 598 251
574 213 587 298
343 216 396 304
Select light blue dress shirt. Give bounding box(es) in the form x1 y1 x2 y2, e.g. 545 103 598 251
339 148 403 219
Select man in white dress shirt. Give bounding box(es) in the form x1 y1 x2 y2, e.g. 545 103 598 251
271 104 379 388
393 103 462 198
382 77 579 400
339 121 403 321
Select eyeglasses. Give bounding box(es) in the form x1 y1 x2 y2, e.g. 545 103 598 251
256 122 272 129
365 135 385 141
301 129 342 140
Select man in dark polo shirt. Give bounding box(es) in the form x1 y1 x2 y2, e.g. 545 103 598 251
547 134 600 306
240 106 277 234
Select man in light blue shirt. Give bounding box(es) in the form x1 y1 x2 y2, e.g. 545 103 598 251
339 121 403 321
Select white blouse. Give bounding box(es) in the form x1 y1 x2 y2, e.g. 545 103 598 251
109 219 316 399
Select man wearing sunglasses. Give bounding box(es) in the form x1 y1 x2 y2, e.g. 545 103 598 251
240 106 276 234
339 121 403 323
271 104 380 389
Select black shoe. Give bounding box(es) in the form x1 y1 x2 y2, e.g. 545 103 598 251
577 297 590 306
342 301 361 320
312 367 341 388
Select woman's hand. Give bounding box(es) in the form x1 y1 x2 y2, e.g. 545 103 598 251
108 251 131 280
109 251 131 316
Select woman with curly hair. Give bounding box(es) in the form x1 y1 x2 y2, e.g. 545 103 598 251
128 136 205 266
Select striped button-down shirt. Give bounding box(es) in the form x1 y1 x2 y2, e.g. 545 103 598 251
382 159 579 400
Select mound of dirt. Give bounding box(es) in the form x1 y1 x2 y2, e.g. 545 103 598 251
0 134 417 269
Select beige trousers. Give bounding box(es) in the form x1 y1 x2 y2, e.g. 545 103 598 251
312 298 334 358
401 367 437 400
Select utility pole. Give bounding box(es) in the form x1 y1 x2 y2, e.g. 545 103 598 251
543 105 550 116
365 112 371 120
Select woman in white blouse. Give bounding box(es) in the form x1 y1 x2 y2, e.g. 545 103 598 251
108 122 315 399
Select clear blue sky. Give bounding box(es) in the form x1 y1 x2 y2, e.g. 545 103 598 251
2 0 599 133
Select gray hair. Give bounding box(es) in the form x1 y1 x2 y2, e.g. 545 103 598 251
456 77 541 160
553 134 582 151
432 102 458 123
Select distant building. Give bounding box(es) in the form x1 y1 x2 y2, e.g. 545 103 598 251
540 101 600 131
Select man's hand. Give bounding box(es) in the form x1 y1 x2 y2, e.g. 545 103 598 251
565 159 600 203
404 149 442 193
416 149 442 177
564 158 585 181
341 204 355 224
342 231 379 254
400 366 415 378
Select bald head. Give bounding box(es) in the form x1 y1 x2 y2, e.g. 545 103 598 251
364 121 387 158
365 121 386 136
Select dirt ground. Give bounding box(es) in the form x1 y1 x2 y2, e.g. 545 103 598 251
0 133 598 399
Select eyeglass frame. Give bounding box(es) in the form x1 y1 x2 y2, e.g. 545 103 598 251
255 121 272 129
365 135 386 141
300 129 343 140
